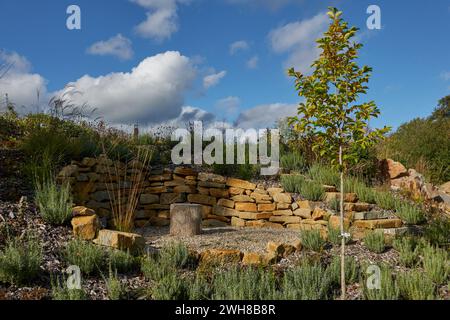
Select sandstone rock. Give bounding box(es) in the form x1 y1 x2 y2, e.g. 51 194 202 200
197 181 226 189
72 206 95 217
199 249 243 266
238 212 272 220
210 188 229 198
267 188 284 196
160 193 185 205
148 174 172 182
158 210 170 219
235 202 257 212
312 207 327 220
297 200 321 210
135 210 157 219
231 216 246 227
276 202 291 210
250 192 272 202
253 188 268 195
226 178 256 190
231 195 255 203
149 216 170 227
93 229 145 254
257 203 276 212
269 216 301 224
329 215 351 230
146 186 168 193
213 205 240 217
353 211 390 220
174 167 197 176
229 187 245 195
217 198 235 208
293 208 312 219
273 209 293 216
202 206 213 218
352 202 371 212
198 173 226 184
353 219 403 229
173 185 197 194
140 194 160 205
144 204 170 210
71 215 99 240
440 181 450 195
188 194 216 206
164 180 187 187
202 219 229 228
58 165 78 178
242 252 265 266
325 192 358 203
323 185 337 192
387 159 408 179
272 193 292 203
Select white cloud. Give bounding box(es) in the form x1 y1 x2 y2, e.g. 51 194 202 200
131 0 189 41
87 34 134 60
229 40 250 55
235 103 297 129
246 55 259 69
215 96 241 117
203 70 227 89
268 12 328 72
63 51 197 125
441 71 450 81
0 50 47 113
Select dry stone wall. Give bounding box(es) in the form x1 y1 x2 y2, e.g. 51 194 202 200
57 156 332 232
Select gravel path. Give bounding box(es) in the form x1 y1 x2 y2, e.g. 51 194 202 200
140 226 301 254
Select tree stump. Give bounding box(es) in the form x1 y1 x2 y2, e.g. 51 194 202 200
170 203 202 236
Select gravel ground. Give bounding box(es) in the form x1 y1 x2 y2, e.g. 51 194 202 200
140 226 301 254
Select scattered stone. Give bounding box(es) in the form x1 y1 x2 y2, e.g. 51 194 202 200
71 215 99 240
72 206 95 217
93 229 145 254
226 178 256 190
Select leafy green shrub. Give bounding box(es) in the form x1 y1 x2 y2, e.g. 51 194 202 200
327 226 351 245
364 231 385 253
300 181 325 201
374 191 398 210
105 270 124 300
394 202 426 225
300 229 326 252
422 245 449 285
281 262 333 300
398 270 437 300
212 266 278 300
64 239 106 275
280 174 305 193
423 216 450 247
392 237 419 267
107 249 138 273
0 235 42 285
51 276 87 300
281 152 307 173
328 256 360 286
35 178 73 225
362 265 399 300
308 164 340 187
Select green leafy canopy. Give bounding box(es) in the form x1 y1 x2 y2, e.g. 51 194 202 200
288 7 390 170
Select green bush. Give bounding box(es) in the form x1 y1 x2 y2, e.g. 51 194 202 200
300 181 325 201
364 231 385 254
188 275 213 300
300 229 326 252
280 174 305 193
308 163 340 187
328 256 360 286
374 191 398 210
327 226 351 245
151 273 188 300
51 276 87 300
212 266 278 300
353 180 376 204
64 239 106 275
281 262 333 300
422 244 449 285
394 202 426 225
105 270 124 300
0 235 43 285
107 249 138 273
398 270 437 300
423 216 450 248
362 265 399 300
35 178 73 225
392 237 419 267
281 152 307 173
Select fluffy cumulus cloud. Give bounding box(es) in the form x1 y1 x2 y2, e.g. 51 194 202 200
229 40 250 55
234 103 297 129
63 51 197 125
0 50 48 112
215 96 241 117
131 0 190 41
268 12 328 72
203 70 227 89
246 55 259 69
86 34 134 60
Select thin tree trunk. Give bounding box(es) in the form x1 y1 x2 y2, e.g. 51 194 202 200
339 145 346 300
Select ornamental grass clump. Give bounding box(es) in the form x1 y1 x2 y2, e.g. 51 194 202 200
397 269 437 300
394 202 426 225
364 230 385 254
64 239 106 275
35 177 73 225
362 264 399 300
300 229 326 252
421 244 449 285
300 181 325 201
392 237 419 267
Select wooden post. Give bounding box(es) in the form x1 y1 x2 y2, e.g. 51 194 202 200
170 203 202 236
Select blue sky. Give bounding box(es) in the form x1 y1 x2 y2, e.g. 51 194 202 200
0 0 449 131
